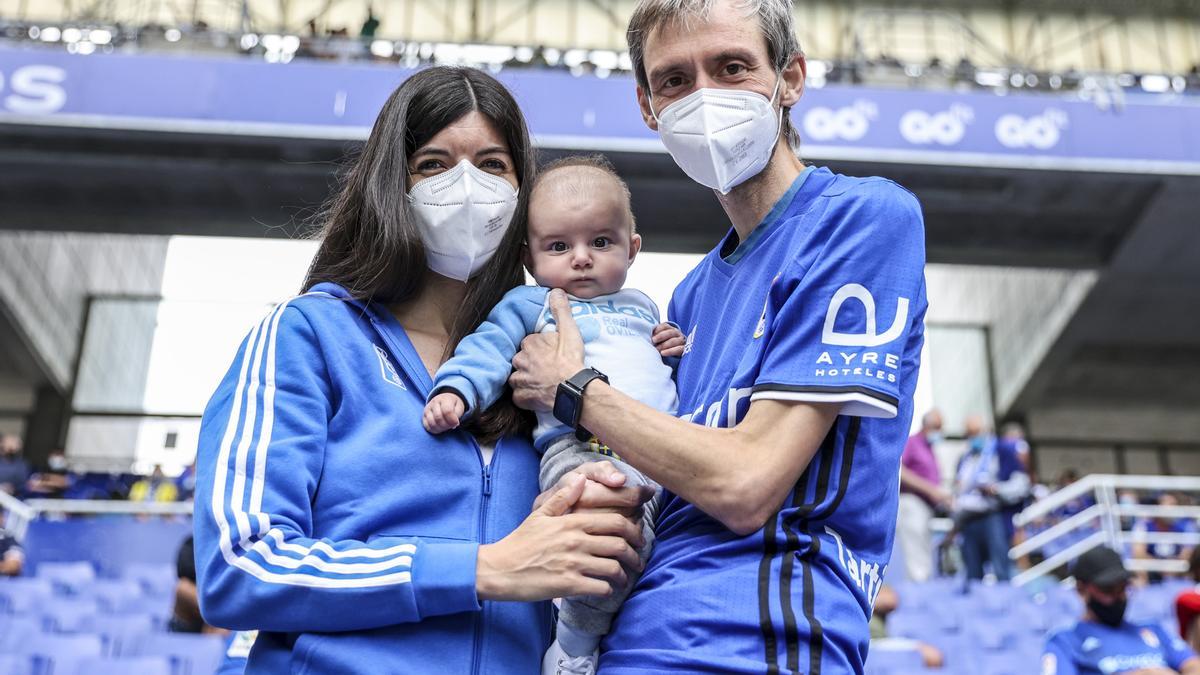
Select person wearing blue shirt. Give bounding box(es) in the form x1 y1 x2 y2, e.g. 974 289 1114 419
1043 546 1200 674
193 66 644 675
508 0 927 672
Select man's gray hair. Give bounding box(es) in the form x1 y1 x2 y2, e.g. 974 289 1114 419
627 0 804 154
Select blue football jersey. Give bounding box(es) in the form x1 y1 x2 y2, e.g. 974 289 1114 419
601 167 927 674
1043 621 1197 674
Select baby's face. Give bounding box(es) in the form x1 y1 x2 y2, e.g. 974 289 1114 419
525 173 641 298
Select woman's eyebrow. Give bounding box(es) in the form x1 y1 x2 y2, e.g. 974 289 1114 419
476 146 510 157
413 146 449 157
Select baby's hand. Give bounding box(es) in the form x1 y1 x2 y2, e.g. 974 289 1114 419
423 393 466 433
652 322 686 358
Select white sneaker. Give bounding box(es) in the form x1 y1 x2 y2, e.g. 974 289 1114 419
541 640 598 675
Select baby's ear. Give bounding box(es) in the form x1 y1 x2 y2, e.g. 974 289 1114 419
521 244 534 274
628 232 643 262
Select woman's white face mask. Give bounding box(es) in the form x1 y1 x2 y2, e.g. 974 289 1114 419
407 159 518 282
650 74 784 195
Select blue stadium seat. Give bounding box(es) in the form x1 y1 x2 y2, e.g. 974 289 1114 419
866 642 925 674
78 613 158 654
41 598 101 633
104 593 172 624
12 634 104 675
0 654 33 675
82 579 146 614
0 616 44 653
69 656 173 675
121 563 177 598
979 651 1039 675
0 578 54 614
35 562 96 595
119 633 225 675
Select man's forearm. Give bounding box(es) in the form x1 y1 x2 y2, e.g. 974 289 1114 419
578 381 837 534
900 469 942 503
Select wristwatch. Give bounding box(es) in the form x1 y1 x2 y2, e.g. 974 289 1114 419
553 367 609 441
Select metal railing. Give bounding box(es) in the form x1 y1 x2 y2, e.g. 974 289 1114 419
0 494 192 542
1010 474 1200 587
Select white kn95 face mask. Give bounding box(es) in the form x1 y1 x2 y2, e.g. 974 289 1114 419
407 159 518 282
651 75 784 194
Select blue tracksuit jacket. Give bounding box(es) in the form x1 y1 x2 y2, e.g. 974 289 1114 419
193 282 551 674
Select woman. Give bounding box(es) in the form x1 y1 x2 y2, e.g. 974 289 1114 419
193 66 643 674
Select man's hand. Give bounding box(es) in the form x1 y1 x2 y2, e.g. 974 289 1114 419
510 289 586 412
533 461 656 520
652 323 685 357
423 393 465 433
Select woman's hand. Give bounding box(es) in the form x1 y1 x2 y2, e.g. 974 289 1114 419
510 289 585 411
476 474 645 601
533 461 655 520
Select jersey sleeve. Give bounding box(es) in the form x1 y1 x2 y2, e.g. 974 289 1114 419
194 303 481 633
430 286 547 415
750 181 926 418
1041 632 1079 675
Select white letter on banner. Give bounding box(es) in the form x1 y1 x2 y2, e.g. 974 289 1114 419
6 66 67 114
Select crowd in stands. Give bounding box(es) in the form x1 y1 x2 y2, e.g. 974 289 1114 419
0 433 195 505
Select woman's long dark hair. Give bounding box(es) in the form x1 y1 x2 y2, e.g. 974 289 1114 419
304 66 534 442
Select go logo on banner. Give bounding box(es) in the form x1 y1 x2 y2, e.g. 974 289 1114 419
802 100 876 142
994 109 1068 150
899 104 973 146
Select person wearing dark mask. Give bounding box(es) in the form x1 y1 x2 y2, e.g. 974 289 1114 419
1043 546 1200 674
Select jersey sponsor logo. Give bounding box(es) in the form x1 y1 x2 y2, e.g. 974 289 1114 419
374 345 407 390
813 284 908 384
1082 637 1101 651
822 283 909 348
1098 653 1166 674
824 526 887 607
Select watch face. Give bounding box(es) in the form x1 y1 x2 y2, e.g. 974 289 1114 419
553 382 578 427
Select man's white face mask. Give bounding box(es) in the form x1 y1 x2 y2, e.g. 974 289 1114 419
650 74 784 195
407 159 518 282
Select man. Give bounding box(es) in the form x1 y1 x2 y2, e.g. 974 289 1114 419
0 513 23 576
951 415 1028 582
898 410 949 582
510 0 927 671
1044 546 1200 674
0 433 29 496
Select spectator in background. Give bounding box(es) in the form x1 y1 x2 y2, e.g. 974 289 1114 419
952 414 1029 582
174 461 197 502
1000 420 1032 475
1177 547 1200 653
1043 546 1200 674
870 584 945 669
0 516 23 576
1132 492 1198 583
898 409 950 582
169 535 224 634
24 449 72 498
129 464 179 503
0 433 29 495
360 6 380 39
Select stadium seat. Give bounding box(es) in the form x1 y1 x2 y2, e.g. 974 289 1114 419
41 598 101 633
35 562 96 595
12 634 104 675
0 655 33 675
104 593 172 624
119 633 226 675
0 578 54 614
70 656 173 675
78 613 158 654
866 641 925 674
0 616 44 653
122 563 178 598
83 579 146 614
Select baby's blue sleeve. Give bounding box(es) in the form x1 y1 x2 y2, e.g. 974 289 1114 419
431 286 548 415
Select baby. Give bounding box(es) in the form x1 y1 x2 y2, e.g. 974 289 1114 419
423 154 683 675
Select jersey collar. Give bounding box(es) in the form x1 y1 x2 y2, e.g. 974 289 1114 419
719 165 817 266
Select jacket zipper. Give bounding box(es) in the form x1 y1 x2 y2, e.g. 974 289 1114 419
472 442 494 675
